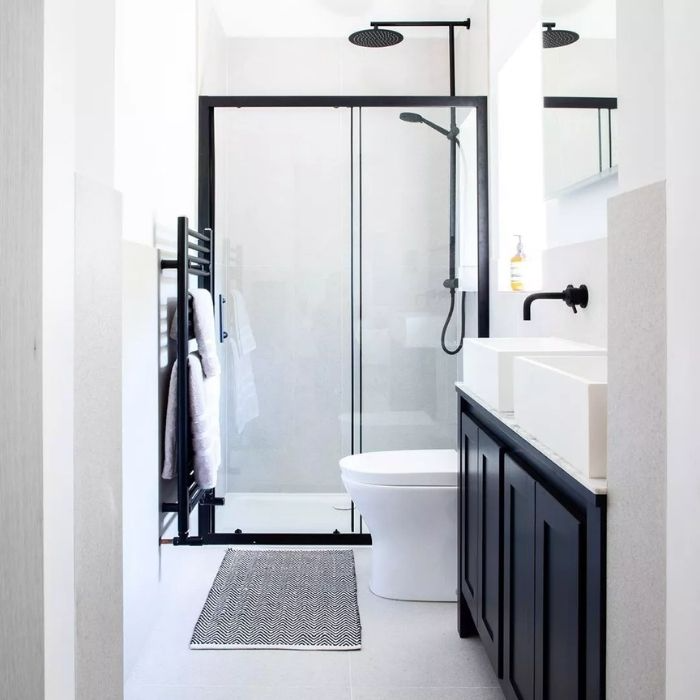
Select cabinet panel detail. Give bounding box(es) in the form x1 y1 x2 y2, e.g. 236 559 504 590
460 414 480 618
534 484 583 700
476 430 504 675
503 455 536 700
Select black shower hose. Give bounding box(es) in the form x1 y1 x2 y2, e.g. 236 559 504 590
441 288 466 355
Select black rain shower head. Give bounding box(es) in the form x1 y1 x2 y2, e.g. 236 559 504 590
348 27 404 48
349 20 470 49
399 112 424 123
542 22 580 49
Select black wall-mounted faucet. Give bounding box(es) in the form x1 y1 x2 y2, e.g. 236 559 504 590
523 284 588 321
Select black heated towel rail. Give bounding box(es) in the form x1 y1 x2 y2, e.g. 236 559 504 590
160 216 215 544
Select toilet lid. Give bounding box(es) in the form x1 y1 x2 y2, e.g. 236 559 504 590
339 449 458 487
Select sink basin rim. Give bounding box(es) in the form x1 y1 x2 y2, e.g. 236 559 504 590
516 355 608 385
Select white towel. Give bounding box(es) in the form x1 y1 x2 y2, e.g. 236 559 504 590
169 289 221 378
188 354 219 489
162 360 179 481
231 289 256 354
225 336 259 434
162 354 221 489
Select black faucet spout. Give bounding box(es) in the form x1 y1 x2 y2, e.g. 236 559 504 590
523 284 588 321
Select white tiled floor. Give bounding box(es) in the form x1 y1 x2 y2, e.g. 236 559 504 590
126 546 503 700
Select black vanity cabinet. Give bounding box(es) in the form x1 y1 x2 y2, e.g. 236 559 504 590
503 456 584 700
459 414 503 675
457 388 606 700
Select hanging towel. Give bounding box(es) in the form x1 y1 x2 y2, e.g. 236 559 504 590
204 370 221 469
162 354 221 489
162 360 179 481
225 334 259 435
169 289 221 378
188 354 219 489
231 289 256 354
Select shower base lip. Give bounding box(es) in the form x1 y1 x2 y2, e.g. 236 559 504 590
186 532 372 547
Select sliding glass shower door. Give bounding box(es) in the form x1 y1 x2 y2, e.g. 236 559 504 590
209 101 480 538
214 108 353 534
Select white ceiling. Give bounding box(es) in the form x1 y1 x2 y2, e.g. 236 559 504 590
543 0 616 39
213 0 475 38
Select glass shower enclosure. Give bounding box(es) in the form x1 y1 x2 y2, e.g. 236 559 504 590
198 96 488 544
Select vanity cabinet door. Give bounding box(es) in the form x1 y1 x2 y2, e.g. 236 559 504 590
459 413 480 632
534 484 584 700
503 455 536 700
476 430 504 676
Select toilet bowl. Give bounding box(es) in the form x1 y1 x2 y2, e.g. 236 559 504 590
340 449 458 602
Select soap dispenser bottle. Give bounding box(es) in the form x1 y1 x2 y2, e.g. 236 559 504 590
510 235 526 291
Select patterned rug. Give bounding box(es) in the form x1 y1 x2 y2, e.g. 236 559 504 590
190 549 362 650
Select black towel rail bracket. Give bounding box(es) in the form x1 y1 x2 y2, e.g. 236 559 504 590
160 216 224 545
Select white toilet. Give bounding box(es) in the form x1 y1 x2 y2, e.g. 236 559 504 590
340 449 458 602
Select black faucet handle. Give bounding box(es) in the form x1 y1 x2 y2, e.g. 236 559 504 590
562 284 588 313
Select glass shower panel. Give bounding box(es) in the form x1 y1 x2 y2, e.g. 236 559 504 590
213 107 353 534
359 107 472 453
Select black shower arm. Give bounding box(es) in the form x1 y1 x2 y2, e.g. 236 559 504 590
370 20 471 29
420 117 457 140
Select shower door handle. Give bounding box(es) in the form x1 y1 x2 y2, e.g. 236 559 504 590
219 294 228 343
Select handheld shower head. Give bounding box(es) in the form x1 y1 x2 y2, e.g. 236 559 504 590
399 112 457 140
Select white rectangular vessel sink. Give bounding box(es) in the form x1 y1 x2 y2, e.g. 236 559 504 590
513 355 608 478
462 337 605 411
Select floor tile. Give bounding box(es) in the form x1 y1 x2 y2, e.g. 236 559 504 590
350 549 499 690
126 683 352 700
127 545 499 698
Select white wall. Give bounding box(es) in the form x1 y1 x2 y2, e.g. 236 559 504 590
607 181 667 700
113 0 199 682
198 0 228 94
616 0 665 193
224 36 453 96
75 0 115 184
488 0 546 290
38 0 200 693
489 238 607 347
43 0 77 696
456 0 489 95
114 0 198 247
122 242 160 678
0 2 45 698
604 2 668 697
664 1 700 697
74 176 124 700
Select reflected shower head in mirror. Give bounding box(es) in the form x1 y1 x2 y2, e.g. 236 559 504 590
348 27 404 47
399 112 458 141
542 22 580 48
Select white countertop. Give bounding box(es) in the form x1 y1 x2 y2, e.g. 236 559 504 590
456 382 608 496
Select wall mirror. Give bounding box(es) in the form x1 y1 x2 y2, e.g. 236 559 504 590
541 0 617 247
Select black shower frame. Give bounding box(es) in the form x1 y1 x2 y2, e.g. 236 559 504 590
190 94 490 547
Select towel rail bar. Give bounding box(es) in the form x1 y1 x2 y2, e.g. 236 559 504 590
188 255 211 267
188 228 211 242
188 242 210 254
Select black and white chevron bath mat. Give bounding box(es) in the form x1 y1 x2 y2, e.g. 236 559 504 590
190 549 362 650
